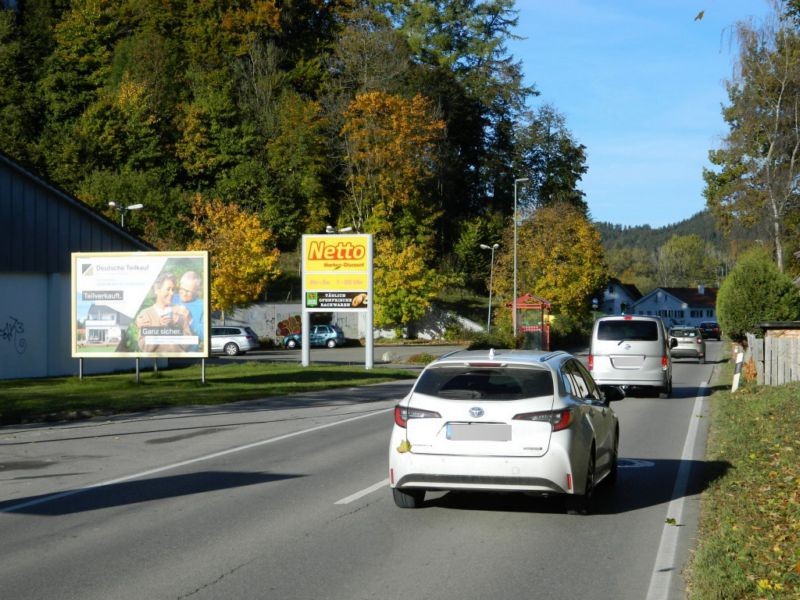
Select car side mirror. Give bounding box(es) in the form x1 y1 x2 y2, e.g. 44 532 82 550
600 385 625 402
670 338 678 349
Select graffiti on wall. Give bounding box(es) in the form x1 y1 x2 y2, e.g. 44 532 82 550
1 316 26 354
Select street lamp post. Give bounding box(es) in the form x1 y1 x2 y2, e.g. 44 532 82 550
108 201 143 228
512 177 529 337
479 243 499 332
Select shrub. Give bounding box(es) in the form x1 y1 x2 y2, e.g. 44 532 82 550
716 247 800 342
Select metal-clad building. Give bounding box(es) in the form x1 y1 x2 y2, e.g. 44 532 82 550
0 151 152 379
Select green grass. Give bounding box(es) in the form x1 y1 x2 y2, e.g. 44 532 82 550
688 362 800 598
0 363 417 425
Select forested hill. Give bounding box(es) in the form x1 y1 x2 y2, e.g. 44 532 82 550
595 210 724 254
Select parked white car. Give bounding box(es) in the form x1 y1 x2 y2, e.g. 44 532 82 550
389 349 624 514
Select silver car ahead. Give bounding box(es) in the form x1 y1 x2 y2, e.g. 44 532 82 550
669 327 706 364
388 349 624 514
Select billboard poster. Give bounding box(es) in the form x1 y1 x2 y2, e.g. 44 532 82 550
301 234 371 311
71 252 209 358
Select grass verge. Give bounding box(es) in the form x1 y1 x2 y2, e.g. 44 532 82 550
688 364 800 598
0 363 418 426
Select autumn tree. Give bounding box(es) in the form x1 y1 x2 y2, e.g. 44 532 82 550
493 202 608 328
704 7 800 272
186 195 281 319
340 91 446 329
655 234 720 287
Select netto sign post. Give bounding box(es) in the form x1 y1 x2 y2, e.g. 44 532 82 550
301 234 373 368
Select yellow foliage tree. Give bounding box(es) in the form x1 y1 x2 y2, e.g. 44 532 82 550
494 202 608 321
187 195 281 317
340 91 446 330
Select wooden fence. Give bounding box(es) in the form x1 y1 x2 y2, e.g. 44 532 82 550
746 327 800 386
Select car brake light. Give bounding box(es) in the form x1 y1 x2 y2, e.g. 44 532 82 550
394 405 441 428
662 355 669 370
587 354 594 371
513 408 572 432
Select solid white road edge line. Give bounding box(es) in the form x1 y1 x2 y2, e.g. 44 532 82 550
1 407 393 515
645 384 708 600
335 479 389 505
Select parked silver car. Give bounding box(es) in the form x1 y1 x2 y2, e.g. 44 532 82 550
389 349 624 514
669 327 706 363
210 326 260 356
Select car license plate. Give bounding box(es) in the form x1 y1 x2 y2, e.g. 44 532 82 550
446 423 511 441
610 355 644 368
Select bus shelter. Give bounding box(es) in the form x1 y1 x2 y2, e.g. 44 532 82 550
510 293 552 350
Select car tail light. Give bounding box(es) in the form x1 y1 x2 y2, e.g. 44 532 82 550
513 408 573 432
587 354 594 371
394 405 441 428
697 338 703 345
662 355 669 370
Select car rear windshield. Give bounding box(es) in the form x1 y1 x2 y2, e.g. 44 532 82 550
413 366 553 400
597 320 659 341
671 328 697 337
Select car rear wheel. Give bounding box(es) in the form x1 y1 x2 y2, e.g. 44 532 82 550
224 342 239 356
392 487 425 508
659 378 672 399
566 453 595 515
286 338 297 349
326 339 337 349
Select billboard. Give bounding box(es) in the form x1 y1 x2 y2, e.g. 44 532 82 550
301 234 372 311
72 252 209 358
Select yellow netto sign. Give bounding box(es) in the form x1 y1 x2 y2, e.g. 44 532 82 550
303 236 369 272
302 234 372 311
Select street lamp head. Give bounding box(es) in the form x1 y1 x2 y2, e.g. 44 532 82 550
479 244 491 250
325 225 335 234
127 203 144 211
108 201 117 208
492 243 500 250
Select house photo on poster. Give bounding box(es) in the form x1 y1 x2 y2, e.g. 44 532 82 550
72 252 209 358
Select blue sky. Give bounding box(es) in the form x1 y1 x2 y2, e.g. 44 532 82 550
507 0 772 228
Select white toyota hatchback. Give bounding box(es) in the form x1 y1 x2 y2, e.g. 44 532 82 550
389 349 624 514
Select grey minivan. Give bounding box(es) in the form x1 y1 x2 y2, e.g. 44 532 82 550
588 315 676 398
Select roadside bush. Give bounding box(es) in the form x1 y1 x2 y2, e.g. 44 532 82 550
466 330 516 349
716 247 800 342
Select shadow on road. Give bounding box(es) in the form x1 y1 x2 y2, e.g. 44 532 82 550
420 457 731 515
0 470 302 516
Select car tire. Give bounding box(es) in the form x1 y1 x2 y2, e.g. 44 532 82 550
659 379 672 399
699 356 705 364
286 339 297 350
224 342 239 356
392 487 425 509
566 453 595 515
326 339 337 349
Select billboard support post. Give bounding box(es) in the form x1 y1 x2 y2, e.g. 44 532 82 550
135 358 140 383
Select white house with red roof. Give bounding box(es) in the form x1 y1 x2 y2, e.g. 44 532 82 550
629 285 718 328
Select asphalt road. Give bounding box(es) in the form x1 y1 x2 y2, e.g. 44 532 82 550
0 342 722 599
